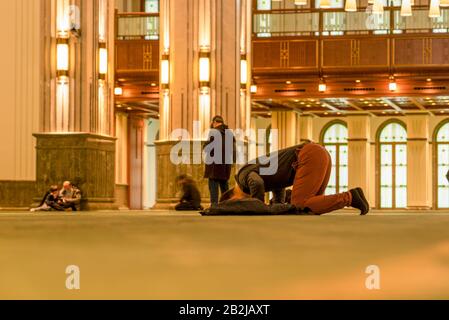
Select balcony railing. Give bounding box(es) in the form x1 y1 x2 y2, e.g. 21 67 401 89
116 12 159 40
254 7 449 37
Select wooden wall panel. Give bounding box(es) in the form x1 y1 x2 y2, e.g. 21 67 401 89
253 41 282 69
394 38 425 65
358 38 389 67
322 39 352 67
116 40 159 72
431 38 449 65
288 40 318 68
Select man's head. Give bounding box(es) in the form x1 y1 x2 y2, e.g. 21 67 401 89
63 181 72 190
176 174 194 186
219 184 250 203
211 115 225 128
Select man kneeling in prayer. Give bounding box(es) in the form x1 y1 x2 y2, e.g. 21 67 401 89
216 142 370 216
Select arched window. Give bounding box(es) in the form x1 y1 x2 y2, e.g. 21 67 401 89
378 122 407 209
322 122 348 195
435 122 449 209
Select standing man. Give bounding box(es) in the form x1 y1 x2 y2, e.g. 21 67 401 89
59 181 82 211
204 116 235 206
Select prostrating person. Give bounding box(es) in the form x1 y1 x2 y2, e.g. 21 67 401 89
219 142 370 216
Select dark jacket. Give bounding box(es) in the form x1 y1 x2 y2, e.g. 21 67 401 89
179 182 202 210
200 198 305 216
236 144 303 194
204 124 235 181
45 194 65 211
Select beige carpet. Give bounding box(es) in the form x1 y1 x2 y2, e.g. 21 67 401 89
0 210 449 300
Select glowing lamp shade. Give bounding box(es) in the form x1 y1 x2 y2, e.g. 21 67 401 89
429 0 441 17
161 59 170 85
241 59 248 85
114 87 123 96
401 0 412 16
99 48 108 75
441 0 449 7
372 0 384 14
319 80 327 92
345 0 357 12
320 0 331 8
389 80 397 92
250 85 258 94
57 43 69 72
294 0 307 5
199 57 210 84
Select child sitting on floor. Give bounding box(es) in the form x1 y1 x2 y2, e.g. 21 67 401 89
175 175 203 211
31 186 65 212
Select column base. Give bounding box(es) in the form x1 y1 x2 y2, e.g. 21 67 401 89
34 133 118 211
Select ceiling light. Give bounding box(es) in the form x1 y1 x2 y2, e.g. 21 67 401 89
114 87 123 96
429 0 441 18
401 0 412 16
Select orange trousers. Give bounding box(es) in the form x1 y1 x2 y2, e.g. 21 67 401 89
291 143 352 215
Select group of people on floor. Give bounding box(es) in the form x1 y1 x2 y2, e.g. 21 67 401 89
31 181 82 212
175 115 370 216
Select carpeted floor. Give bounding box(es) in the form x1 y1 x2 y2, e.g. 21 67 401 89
1 210 449 300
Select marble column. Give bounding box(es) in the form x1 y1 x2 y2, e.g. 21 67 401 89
406 114 432 209
35 0 117 210
155 0 251 207
347 115 373 206
300 114 314 143
271 111 301 150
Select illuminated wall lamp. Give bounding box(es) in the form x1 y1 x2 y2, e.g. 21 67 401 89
161 54 170 89
99 44 108 80
199 51 211 89
56 38 69 80
240 55 248 90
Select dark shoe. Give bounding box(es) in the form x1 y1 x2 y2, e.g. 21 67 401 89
350 188 370 215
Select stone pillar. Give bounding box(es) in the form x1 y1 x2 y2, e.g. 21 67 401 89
155 0 251 207
271 111 301 150
300 114 314 143
347 115 372 206
35 0 116 210
406 114 432 209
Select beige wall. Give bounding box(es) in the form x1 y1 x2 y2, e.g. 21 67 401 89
0 0 41 181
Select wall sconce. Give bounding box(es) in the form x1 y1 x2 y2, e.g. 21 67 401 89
161 54 170 89
56 38 69 79
240 55 248 90
114 87 123 96
318 79 327 92
99 43 108 80
250 85 258 94
199 51 211 89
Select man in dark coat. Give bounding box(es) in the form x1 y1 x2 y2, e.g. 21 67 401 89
204 116 235 206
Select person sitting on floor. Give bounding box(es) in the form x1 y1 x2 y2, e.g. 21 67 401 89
31 186 65 212
175 175 203 211
59 181 82 211
219 141 370 216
